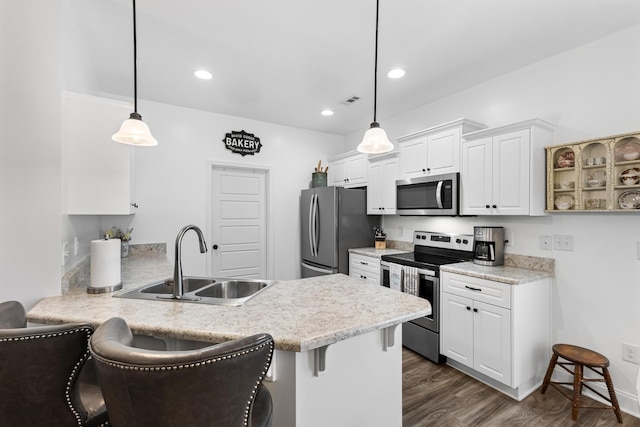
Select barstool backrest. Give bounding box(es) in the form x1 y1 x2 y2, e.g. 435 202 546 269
89 316 274 427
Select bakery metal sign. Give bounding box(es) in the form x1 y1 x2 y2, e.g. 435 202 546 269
223 130 262 156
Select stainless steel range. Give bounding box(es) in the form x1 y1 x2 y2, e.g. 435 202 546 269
380 230 474 363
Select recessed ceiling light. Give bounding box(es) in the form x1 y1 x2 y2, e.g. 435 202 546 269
194 69 213 80
387 68 406 79
321 109 334 116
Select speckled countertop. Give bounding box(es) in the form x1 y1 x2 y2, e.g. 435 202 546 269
348 247 410 258
441 261 554 285
28 254 429 352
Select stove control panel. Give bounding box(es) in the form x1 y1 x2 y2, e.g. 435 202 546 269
413 231 474 252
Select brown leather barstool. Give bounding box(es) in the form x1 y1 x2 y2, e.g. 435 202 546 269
541 343 623 423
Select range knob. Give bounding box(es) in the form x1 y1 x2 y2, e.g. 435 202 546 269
462 239 469 244
456 238 461 243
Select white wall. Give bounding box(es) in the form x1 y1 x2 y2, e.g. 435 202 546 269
345 25 640 415
0 0 63 307
129 100 345 280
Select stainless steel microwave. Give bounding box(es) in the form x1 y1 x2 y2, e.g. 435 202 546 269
396 173 459 216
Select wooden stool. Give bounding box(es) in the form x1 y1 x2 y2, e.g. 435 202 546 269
541 343 623 423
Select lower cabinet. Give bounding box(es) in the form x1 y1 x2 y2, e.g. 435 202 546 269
349 253 380 285
440 271 550 400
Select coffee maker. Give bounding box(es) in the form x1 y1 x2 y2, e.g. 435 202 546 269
473 226 505 266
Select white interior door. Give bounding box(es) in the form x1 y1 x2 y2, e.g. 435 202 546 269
210 166 267 279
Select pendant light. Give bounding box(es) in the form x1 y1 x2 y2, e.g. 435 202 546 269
357 0 393 154
112 0 158 146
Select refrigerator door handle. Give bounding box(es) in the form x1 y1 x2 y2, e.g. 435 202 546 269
435 180 444 209
308 194 316 256
302 261 335 275
313 193 320 256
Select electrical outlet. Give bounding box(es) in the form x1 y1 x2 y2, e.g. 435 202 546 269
399 226 404 237
504 232 513 247
540 235 552 250
622 342 640 364
553 234 574 251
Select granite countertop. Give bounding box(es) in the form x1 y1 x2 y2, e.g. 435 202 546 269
348 247 410 258
441 261 554 285
28 254 429 353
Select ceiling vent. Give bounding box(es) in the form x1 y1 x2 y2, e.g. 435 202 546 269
340 96 360 106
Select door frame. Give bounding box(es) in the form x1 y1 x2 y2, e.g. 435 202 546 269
206 161 274 279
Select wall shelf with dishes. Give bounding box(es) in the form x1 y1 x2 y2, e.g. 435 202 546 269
545 131 640 212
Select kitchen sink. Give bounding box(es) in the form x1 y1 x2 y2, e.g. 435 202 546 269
114 276 277 306
139 277 215 294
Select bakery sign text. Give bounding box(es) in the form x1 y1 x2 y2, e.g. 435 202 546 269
223 130 262 156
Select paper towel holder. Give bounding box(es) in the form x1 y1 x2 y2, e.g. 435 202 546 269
87 283 123 294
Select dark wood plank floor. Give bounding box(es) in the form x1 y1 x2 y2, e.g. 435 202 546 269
403 348 640 427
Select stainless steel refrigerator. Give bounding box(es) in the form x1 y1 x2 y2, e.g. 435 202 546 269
301 186 379 278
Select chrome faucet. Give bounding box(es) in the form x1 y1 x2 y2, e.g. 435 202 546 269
173 225 208 299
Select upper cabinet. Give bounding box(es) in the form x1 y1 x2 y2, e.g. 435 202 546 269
461 119 555 216
328 151 368 188
367 152 399 215
63 92 138 215
397 119 486 179
545 130 640 212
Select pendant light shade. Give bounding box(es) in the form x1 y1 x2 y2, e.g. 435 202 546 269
112 112 158 146
359 122 393 154
113 0 158 147
357 0 393 154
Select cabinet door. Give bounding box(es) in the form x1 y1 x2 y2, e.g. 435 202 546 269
367 161 384 214
427 128 460 175
398 136 428 179
346 154 368 187
461 137 493 215
329 159 348 186
64 92 137 215
492 129 530 215
367 156 398 214
473 300 512 385
440 292 474 368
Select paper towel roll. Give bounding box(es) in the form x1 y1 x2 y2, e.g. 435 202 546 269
89 239 122 293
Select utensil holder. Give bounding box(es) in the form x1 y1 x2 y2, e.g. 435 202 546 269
312 172 327 188
375 237 386 249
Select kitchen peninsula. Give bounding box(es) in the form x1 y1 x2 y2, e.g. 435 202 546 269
28 252 429 427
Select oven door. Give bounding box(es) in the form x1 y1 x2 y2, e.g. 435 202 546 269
380 261 439 333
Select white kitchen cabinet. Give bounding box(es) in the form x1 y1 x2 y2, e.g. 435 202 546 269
367 152 398 215
440 271 550 400
328 151 368 188
397 119 485 179
63 92 138 215
461 118 555 216
349 253 380 284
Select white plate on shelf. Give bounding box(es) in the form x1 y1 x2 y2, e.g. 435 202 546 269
618 190 640 209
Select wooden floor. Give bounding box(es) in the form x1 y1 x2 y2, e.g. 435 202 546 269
402 349 640 427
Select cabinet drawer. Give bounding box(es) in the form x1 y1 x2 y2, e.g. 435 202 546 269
349 254 380 275
442 272 511 309
350 267 380 284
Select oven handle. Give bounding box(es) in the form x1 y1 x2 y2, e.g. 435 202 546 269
380 261 436 277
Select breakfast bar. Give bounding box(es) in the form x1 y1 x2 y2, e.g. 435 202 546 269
28 253 430 427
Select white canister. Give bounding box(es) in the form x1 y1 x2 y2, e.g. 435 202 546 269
88 239 123 293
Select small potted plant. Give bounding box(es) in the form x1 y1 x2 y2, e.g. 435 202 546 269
373 227 386 249
106 226 133 258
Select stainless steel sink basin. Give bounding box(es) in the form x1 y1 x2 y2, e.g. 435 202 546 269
139 277 215 294
114 276 276 306
195 280 270 299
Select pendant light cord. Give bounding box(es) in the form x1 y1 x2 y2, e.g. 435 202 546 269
373 0 379 123
133 0 138 113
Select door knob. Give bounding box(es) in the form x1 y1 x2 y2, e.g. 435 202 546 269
212 244 218 250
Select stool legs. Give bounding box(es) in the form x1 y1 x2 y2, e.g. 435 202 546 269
603 367 623 423
540 352 558 394
571 363 583 421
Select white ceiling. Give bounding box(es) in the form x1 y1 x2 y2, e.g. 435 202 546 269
66 0 640 136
